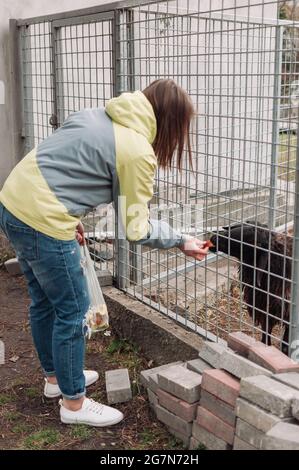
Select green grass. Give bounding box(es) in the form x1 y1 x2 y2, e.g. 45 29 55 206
106 338 138 355
69 424 94 440
3 410 21 422
132 427 184 451
104 338 142 396
23 429 61 450
12 423 34 434
278 133 297 182
139 428 158 446
24 387 40 399
0 393 13 405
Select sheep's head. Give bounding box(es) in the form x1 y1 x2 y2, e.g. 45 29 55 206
209 221 270 286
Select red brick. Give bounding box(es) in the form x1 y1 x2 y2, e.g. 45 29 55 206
227 331 257 357
196 406 235 445
248 344 299 374
201 369 240 407
157 389 198 422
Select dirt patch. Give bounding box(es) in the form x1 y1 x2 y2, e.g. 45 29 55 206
0 268 181 451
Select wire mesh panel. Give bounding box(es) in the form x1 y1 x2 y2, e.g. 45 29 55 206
52 12 114 125
15 0 299 356
20 21 54 153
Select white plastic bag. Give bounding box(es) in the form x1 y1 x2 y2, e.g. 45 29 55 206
81 244 109 337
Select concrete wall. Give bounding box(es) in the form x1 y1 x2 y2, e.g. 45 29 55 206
0 0 112 187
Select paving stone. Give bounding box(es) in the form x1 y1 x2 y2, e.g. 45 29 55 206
147 388 158 409
167 427 190 448
148 374 159 394
292 398 299 422
105 368 132 405
261 422 299 450
249 344 299 374
236 398 281 432
201 369 240 407
186 358 212 375
157 365 202 404
233 435 256 450
192 421 232 450
220 349 272 379
189 437 204 450
200 390 236 427
235 418 264 449
155 404 192 436
198 342 227 368
227 331 257 358
157 389 198 422
274 372 299 391
240 375 299 418
140 362 182 388
196 405 235 444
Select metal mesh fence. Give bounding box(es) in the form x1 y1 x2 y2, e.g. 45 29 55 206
15 0 299 356
20 21 54 153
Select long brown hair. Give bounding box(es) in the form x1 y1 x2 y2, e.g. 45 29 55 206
143 79 194 170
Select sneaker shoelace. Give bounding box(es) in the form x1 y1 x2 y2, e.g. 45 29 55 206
85 398 104 415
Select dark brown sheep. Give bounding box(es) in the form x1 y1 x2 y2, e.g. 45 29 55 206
209 221 292 353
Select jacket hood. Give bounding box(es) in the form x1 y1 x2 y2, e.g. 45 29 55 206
105 90 157 145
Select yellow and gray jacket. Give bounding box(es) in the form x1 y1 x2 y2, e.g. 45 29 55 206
0 91 184 249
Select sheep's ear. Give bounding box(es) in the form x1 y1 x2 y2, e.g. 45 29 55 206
256 252 268 287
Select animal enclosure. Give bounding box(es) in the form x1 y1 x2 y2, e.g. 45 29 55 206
11 0 299 356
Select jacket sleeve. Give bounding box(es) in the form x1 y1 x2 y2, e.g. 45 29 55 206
117 153 185 249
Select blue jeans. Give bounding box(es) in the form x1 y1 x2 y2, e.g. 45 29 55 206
0 203 90 399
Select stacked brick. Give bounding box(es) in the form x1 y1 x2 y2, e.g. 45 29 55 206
141 361 199 446
190 343 240 450
140 331 299 450
228 332 299 450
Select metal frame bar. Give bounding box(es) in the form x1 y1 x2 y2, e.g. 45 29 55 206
290 120 299 359
269 24 283 230
114 8 130 289
15 0 299 27
52 11 115 28
9 20 26 161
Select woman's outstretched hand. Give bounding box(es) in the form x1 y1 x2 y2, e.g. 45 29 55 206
179 237 210 261
76 222 85 246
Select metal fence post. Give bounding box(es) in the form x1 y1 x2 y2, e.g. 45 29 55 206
22 25 35 153
269 25 282 230
9 20 26 161
126 8 142 287
289 128 299 361
114 8 130 290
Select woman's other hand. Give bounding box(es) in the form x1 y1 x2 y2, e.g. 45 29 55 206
179 237 210 261
76 222 85 246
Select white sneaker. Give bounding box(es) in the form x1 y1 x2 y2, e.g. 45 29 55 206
44 370 99 398
59 398 124 427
